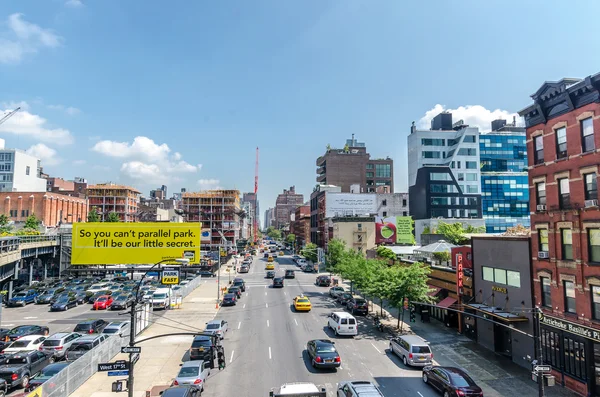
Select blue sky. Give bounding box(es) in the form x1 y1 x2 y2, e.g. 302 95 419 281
1 1 600 223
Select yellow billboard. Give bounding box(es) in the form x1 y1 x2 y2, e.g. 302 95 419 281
71 223 201 265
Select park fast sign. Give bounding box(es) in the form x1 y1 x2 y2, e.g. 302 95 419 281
71 223 201 265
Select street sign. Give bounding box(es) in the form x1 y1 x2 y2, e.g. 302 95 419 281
131 352 140 365
121 346 141 354
161 267 179 285
108 370 129 376
112 380 123 392
98 360 129 372
534 365 551 373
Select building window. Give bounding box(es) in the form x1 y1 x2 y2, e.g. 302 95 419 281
582 117 595 153
375 164 391 178
585 173 598 200
494 268 507 284
382 211 387 217
381 199 387 206
589 229 600 263
556 127 567 159
366 164 373 169
458 148 477 156
465 161 477 169
534 135 544 164
563 336 587 380
422 151 441 159
592 286 600 320
466 185 478 193
450 161 455 169
421 138 445 146
558 178 570 209
457 173 464 181
507 270 521 287
25 166 30 176
402 199 407 207
541 328 561 368
366 172 374 178
9 209 17 217
463 135 476 143
539 229 549 252
482 266 494 281
21 210 29 217
430 173 450 181
402 211 407 216
536 182 546 205
541 277 551 307
564 280 576 313
466 173 478 181
562 229 573 260
457 161 461 169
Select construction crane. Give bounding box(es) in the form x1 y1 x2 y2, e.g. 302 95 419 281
254 147 259 243
0 107 21 126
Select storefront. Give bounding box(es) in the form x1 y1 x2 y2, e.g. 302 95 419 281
540 313 600 396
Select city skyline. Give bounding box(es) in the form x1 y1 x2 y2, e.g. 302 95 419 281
1 1 600 217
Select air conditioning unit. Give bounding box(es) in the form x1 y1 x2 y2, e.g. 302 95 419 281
537 204 547 211
585 199 598 208
538 251 549 259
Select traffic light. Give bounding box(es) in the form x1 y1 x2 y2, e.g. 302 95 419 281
217 345 226 369
409 305 416 323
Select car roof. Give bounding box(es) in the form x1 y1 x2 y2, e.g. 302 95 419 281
12 335 43 341
224 293 235 297
74 335 103 342
106 322 128 328
399 335 429 345
193 335 211 341
182 360 205 367
78 320 98 325
312 339 334 346
343 381 383 396
206 320 222 325
331 311 354 317
438 366 470 376
47 332 72 340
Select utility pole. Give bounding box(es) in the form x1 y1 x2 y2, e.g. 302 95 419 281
216 247 221 309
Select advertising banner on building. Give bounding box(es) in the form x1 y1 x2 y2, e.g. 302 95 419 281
71 223 202 265
325 193 376 218
375 216 414 244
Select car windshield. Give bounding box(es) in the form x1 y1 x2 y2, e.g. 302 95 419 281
39 365 66 378
6 357 27 365
297 299 309 303
450 373 475 387
103 328 120 334
178 366 200 377
97 297 108 302
13 292 27 297
153 294 167 299
316 345 336 353
10 340 31 348
206 324 220 330
412 346 431 354
56 297 71 303
192 338 212 348
42 339 61 347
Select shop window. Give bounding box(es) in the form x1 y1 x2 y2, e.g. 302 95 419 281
556 127 567 159
541 328 561 368
563 337 587 380
536 182 546 205
592 286 600 320
564 280 576 314
507 271 520 287
559 178 570 209
562 229 573 260
584 173 598 200
534 135 544 164
541 277 551 307
589 229 600 263
582 117 595 153
482 266 494 281
539 229 549 252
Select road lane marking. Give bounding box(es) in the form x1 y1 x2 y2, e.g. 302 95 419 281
243 304 246 309
246 293 248 297
237 322 241 329
284 291 287 296
294 319 298 326
370 342 382 354
266 303 269 308
265 292 267 295
24 317 37 319
369 370 373 377
269 346 272 359
230 350 235 363
417 393 423 397
267 320 270 327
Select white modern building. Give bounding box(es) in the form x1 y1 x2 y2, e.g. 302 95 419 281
0 139 47 192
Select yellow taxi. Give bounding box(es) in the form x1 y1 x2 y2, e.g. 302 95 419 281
265 263 275 270
279 251 284 256
293 295 312 312
267 256 274 263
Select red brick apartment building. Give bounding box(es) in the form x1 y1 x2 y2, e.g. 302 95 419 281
0 192 88 227
519 73 600 396
291 204 310 249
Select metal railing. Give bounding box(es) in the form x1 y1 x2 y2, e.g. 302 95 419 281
18 235 60 244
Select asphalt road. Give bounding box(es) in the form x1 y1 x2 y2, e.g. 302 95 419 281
203 253 440 397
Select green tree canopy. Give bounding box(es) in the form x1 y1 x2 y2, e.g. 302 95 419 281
24 214 41 229
326 238 346 272
432 251 451 265
106 212 121 222
301 242 318 263
87 208 100 222
389 262 433 308
265 226 282 240
0 214 10 234
436 222 485 245
376 246 396 263
285 233 296 244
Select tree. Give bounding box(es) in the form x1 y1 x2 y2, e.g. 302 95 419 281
432 251 451 266
285 234 296 244
0 214 10 234
301 242 318 263
436 222 485 245
266 226 281 240
24 214 41 229
87 207 100 222
389 262 433 329
363 260 396 316
376 246 396 264
326 239 346 272
106 212 121 222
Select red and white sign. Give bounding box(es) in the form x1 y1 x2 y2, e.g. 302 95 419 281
456 254 463 295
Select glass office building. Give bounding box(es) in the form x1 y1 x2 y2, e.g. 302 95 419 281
480 128 530 233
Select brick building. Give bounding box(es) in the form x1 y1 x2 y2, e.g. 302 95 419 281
87 183 141 222
274 186 303 229
519 73 600 396
291 203 310 249
0 192 88 227
46 176 87 198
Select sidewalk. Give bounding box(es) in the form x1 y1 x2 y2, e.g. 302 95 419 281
336 279 579 397
72 261 232 397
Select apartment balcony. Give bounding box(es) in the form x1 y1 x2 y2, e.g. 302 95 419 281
317 174 326 183
316 156 326 167
317 166 326 175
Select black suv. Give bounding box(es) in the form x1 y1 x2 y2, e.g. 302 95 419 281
232 278 246 292
346 298 368 315
284 270 295 279
73 319 108 334
189 336 216 366
316 275 331 287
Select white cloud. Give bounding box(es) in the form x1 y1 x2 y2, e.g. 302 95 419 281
417 104 523 132
0 103 74 144
92 136 200 179
65 0 84 7
72 159 86 165
0 14 63 64
1 101 30 111
198 179 223 190
47 104 81 116
26 143 61 165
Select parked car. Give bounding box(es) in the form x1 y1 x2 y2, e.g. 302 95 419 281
4 326 49 343
39 332 83 360
64 334 109 361
203 320 228 340
346 298 368 315
329 286 345 298
34 288 65 304
1 336 47 355
172 360 211 390
73 319 109 334
24 362 71 393
422 366 483 396
232 278 246 292
110 294 134 310
102 322 130 338
221 293 237 306
92 295 114 310
6 290 38 307
50 295 78 311
87 290 112 304
188 336 216 365
198 271 215 278
316 275 331 287
336 292 354 306
0 350 53 389
227 287 242 299
161 385 202 397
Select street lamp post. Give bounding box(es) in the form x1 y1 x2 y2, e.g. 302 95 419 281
128 257 189 397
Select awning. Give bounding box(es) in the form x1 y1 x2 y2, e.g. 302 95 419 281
427 286 442 297
437 297 457 309
464 303 529 323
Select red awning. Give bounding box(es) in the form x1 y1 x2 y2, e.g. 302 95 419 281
437 297 457 309
427 287 442 297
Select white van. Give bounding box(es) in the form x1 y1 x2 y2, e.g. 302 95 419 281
327 311 358 336
151 288 171 310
